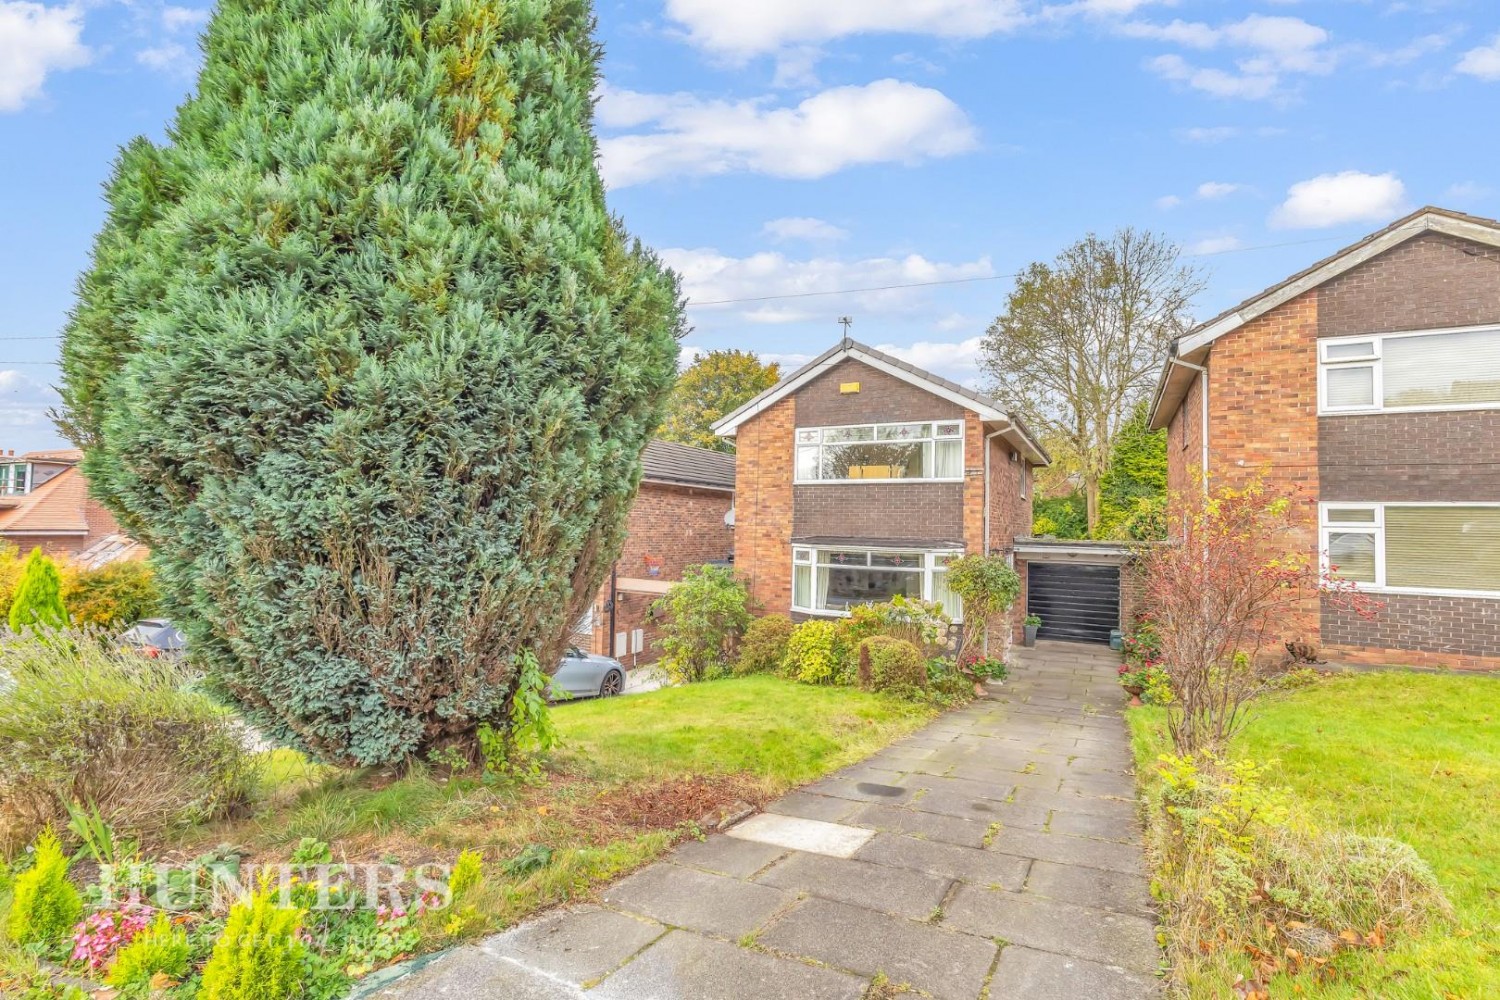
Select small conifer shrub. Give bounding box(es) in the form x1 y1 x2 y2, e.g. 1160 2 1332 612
5 826 83 946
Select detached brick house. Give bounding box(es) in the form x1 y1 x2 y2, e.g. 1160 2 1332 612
579 439 735 666
1148 206 1500 670
0 449 134 560
712 338 1084 646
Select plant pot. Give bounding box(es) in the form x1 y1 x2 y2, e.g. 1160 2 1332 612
1123 683 1144 707
1023 625 1039 647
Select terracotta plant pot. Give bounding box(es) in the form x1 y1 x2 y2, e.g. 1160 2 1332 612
1123 683 1144 707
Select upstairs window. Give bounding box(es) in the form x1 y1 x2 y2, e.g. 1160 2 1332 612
0 463 29 496
795 420 963 482
1319 325 1500 414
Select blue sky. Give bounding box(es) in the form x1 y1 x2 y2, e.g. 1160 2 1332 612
2 0 1499 453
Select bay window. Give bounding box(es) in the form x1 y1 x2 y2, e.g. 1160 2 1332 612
1319 325 1500 414
792 547 962 619
795 420 964 482
1321 503 1500 595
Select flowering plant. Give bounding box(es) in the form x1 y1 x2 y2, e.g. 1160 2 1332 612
71 906 153 970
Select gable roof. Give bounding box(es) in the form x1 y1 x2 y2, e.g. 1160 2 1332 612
0 466 90 535
641 439 736 491
710 337 1049 465
1148 206 1500 430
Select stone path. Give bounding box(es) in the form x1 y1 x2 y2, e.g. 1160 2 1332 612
375 641 1160 999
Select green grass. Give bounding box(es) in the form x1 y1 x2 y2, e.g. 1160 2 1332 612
553 674 937 786
1129 672 1500 998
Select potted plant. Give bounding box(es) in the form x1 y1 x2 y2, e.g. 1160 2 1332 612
1022 614 1042 647
1117 664 1147 705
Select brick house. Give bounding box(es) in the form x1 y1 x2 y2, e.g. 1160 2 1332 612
579 439 735 667
0 449 133 559
1148 206 1500 670
712 338 1085 647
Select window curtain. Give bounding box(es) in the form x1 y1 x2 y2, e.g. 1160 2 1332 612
934 439 962 478
816 562 832 609
1384 329 1500 408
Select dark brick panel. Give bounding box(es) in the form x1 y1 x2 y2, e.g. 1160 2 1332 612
1322 591 1500 660
1320 410 1500 499
793 483 965 544
795 359 965 427
1317 232 1500 339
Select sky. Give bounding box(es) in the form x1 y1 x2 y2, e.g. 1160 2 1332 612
2 0 1499 453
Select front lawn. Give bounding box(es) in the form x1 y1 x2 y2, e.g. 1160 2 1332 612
1129 672 1500 998
2 675 938 997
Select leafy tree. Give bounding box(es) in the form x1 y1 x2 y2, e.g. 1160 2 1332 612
1032 494 1087 539
1097 400 1168 540
659 350 780 452
981 229 1203 533
8 549 68 632
58 0 683 765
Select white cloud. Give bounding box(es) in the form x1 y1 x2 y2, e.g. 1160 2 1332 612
598 80 978 188
761 217 849 243
663 247 995 325
662 0 1029 60
161 5 209 33
0 370 61 437
1187 235 1243 255
1176 125 1240 143
1445 181 1493 202
137 43 187 70
1196 181 1243 200
1457 35 1500 81
1138 14 1334 100
761 352 815 369
875 336 985 377
0 1 90 112
1155 194 1182 210
1270 171 1407 229
1149 54 1279 100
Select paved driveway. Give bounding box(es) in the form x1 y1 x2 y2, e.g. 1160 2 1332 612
375 641 1159 999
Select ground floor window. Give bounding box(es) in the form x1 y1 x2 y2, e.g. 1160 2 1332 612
1321 502 1500 595
791 546 961 619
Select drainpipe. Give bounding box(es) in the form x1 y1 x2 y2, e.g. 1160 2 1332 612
1168 356 1210 491
607 562 618 658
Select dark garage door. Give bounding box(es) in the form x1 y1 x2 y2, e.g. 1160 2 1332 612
1026 563 1120 644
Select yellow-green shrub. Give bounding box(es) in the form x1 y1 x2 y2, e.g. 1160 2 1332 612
856 636 927 694
781 619 849 685
105 911 189 990
5 826 82 945
448 849 483 899
61 560 160 628
200 891 307 1000
734 615 793 676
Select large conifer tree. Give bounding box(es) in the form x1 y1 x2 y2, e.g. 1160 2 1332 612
59 0 683 765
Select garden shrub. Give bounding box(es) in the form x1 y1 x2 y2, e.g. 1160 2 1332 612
60 0 683 768
856 636 927 694
5 827 82 946
946 554 1020 664
842 596 951 657
200 891 307 1000
61 560 160 628
448 850 484 900
8 548 68 632
105 911 190 990
653 565 753 683
734 615 793 676
782 620 850 685
0 631 251 849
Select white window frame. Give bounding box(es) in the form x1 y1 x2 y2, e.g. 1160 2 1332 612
1319 501 1500 598
1318 323 1500 416
793 419 965 484
790 545 962 620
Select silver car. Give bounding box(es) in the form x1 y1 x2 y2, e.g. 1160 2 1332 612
551 647 626 699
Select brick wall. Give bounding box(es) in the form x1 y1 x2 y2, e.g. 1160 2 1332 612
615 482 733 579
3 534 88 557
1165 370 1203 506
1317 232 1500 337
1320 411 1500 498
795 359 965 426
1322 593 1500 669
733 396 796 614
794 483 964 543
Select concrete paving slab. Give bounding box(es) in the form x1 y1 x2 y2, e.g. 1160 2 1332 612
800 776 917 804
987 828 1145 875
843 802 992 848
943 886 1158 975
1023 860 1156 920
479 905 662 985
591 931 866 1000
668 835 788 878
1048 810 1142 843
602 864 790 939
755 850 951 920
907 785 1014 822
369 946 585 999
853 833 1031 890
987 945 1158 1000
763 790 861 823
726 812 875 858
1010 787 1138 819
759 897 997 1000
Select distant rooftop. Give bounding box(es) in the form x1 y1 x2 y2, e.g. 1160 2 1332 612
641 439 735 491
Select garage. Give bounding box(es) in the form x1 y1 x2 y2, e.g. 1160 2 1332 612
1014 539 1136 645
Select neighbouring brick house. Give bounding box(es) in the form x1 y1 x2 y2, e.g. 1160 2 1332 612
1148 206 1500 670
0 449 134 559
712 338 1092 647
578 439 735 667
